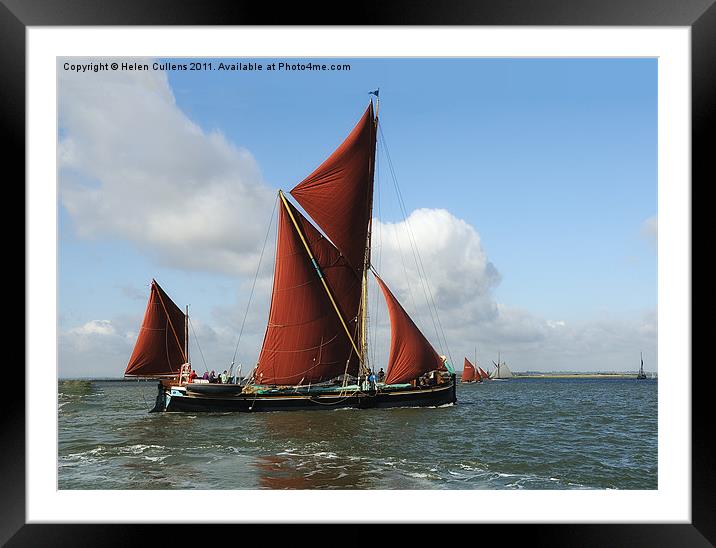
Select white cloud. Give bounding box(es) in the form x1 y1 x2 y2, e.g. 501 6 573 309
372 208 500 321
69 319 116 336
58 58 275 276
60 319 133 378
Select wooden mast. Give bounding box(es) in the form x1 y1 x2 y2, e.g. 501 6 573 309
360 96 378 375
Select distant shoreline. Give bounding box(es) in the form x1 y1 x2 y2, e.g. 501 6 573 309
60 372 656 382
512 373 654 379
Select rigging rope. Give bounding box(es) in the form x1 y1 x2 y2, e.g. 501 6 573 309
378 124 455 369
189 316 209 373
230 194 278 373
370 139 383 367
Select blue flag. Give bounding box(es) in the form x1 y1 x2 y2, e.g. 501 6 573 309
369 89 379 97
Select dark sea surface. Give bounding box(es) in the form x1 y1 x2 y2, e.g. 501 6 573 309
58 378 657 490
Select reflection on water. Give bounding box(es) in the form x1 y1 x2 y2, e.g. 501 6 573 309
254 453 370 489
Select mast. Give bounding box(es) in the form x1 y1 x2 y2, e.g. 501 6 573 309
185 305 189 365
360 96 379 374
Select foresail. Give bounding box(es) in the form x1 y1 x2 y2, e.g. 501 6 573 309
478 366 490 380
290 102 376 272
125 280 186 377
374 273 443 385
255 198 362 385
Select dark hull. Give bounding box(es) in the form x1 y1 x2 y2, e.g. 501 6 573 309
185 383 244 396
158 380 457 413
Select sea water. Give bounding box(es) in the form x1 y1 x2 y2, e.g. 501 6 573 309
58 377 657 490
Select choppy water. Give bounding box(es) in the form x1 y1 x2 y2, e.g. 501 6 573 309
58 378 657 490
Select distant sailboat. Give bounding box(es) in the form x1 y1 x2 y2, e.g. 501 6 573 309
462 357 478 383
490 352 514 379
636 352 647 380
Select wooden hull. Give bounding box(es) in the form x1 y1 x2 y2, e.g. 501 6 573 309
154 378 457 413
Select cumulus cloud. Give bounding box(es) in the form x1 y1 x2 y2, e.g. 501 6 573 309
58 57 275 276
60 319 134 378
372 208 500 322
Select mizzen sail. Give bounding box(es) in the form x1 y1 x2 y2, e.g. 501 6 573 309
125 280 186 378
290 102 376 272
374 273 443 385
255 198 362 385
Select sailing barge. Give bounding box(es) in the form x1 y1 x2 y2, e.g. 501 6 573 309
124 97 457 412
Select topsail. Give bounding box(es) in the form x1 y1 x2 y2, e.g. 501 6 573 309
290 103 376 272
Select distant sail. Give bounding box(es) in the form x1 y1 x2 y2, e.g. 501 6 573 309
125 280 186 377
290 103 377 272
374 274 443 385
462 358 476 382
491 362 514 379
478 366 491 380
255 199 362 385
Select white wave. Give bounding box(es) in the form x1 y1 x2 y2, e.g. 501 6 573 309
143 455 168 462
313 452 338 459
119 444 166 455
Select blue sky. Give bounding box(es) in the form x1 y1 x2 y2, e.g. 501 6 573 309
58 57 657 377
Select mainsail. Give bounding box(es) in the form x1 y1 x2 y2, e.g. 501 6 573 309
374 274 444 385
254 198 362 385
290 102 377 272
462 358 477 382
125 279 186 378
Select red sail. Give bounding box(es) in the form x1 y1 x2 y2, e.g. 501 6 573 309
290 102 376 272
125 280 186 377
478 366 491 380
255 198 362 385
374 274 443 385
462 358 476 382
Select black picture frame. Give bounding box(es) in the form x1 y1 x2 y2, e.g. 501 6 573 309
7 1 708 545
